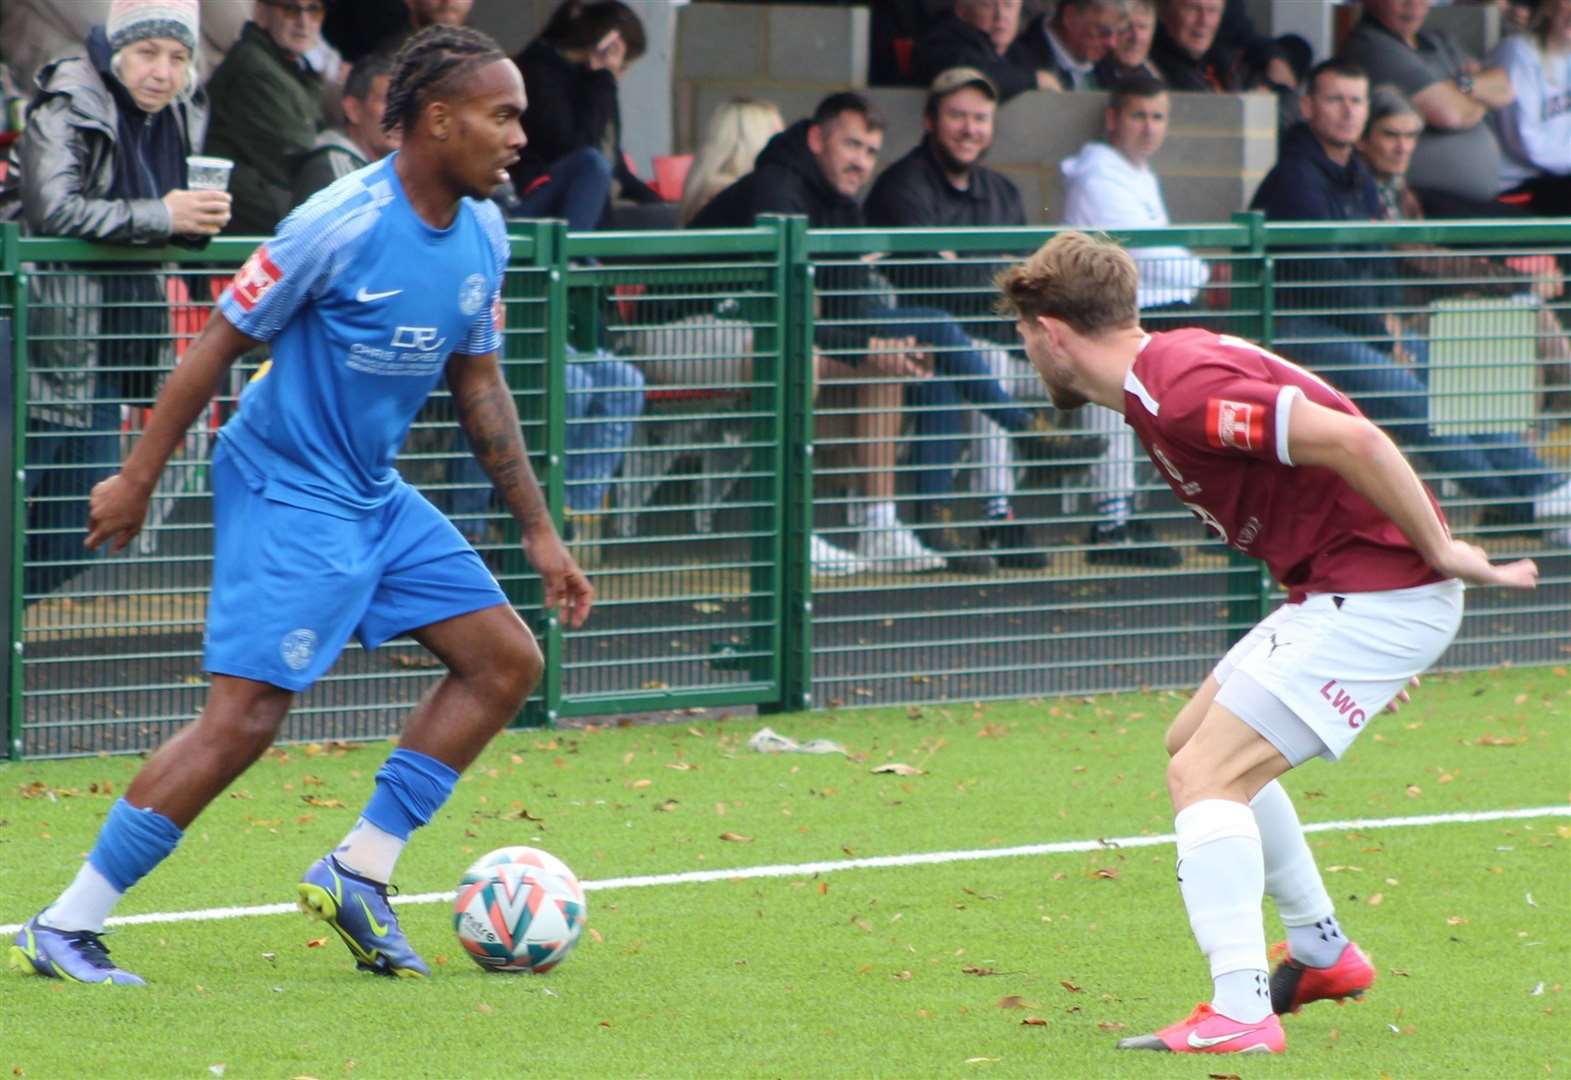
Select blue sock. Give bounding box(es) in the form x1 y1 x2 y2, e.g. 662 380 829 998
87 798 184 893
362 748 460 840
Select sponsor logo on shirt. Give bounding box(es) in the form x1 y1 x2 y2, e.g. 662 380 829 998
233 245 284 312
1206 398 1263 452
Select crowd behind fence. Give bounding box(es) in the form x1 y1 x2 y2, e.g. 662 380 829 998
3 214 1568 760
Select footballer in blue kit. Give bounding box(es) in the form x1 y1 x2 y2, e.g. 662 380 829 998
9 26 593 987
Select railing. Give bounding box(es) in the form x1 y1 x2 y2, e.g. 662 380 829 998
3 213 1567 759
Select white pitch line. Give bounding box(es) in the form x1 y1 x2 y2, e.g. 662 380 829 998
3 804 1566 936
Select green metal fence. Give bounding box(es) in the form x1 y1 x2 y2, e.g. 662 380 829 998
3 214 1567 759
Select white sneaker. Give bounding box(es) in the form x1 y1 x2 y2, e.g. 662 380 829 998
811 533 869 577
1534 479 1571 521
857 525 945 574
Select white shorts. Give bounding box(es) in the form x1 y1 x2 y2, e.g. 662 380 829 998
1212 579 1464 764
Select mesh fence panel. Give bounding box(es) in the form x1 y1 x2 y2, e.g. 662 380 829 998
805 238 1265 707
555 237 785 714
5 220 1567 758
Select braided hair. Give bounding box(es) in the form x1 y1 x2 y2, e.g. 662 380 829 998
382 25 508 135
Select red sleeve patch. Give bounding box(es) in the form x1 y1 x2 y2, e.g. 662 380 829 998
231 245 283 312
1205 397 1264 452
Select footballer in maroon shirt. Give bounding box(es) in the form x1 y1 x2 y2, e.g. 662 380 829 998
998 231 1538 1056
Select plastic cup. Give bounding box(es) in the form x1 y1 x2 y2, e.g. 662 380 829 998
186 155 234 192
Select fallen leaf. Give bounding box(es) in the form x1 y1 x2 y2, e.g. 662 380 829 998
1060 980 1083 993
719 832 753 842
589 928 605 945
963 1058 1000 1065
1447 916 1469 926
306 937 328 948
997 995 1029 1010
1368 893 1384 906
1405 785 1422 798
962 965 997 976
666 762 696 771
1473 734 1527 746
1090 868 1119 880
300 795 345 809
476 1002 493 1015
893 970 913 981
1020 1016 1048 1027
655 799 678 813
871 763 924 776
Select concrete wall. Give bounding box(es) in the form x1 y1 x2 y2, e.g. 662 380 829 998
674 3 1276 224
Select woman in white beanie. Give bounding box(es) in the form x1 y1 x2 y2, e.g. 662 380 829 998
0 0 231 602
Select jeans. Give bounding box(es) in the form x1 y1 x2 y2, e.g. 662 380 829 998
863 305 1032 500
508 148 613 232
25 401 121 600
1275 316 1559 507
445 349 647 536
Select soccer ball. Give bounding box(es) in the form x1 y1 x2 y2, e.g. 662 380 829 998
452 846 587 973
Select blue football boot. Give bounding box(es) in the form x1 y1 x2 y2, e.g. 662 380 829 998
9 916 146 985
297 855 429 978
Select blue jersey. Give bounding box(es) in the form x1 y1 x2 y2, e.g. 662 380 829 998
217 153 509 517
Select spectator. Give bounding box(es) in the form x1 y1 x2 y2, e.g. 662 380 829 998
1251 61 1571 543
290 50 399 207
871 0 952 85
1149 0 1298 130
1487 0 1571 216
1009 0 1124 91
1357 83 1570 429
914 0 1062 101
321 0 469 64
864 67 1049 574
1095 0 1164 84
205 0 327 235
509 0 662 231
1339 0 1518 217
0 0 231 601
1061 74 1207 566
678 97 784 226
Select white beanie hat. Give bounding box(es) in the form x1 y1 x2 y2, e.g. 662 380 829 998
107 0 200 54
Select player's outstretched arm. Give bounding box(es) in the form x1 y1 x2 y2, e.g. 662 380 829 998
1286 396 1539 590
86 311 261 553
446 351 594 628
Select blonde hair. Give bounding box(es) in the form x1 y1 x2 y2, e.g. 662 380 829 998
678 97 786 226
995 230 1139 335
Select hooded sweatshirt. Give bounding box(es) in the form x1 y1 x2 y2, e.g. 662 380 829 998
1059 141 1208 310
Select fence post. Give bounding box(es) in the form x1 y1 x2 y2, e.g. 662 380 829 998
2 222 21 758
1225 211 1276 634
769 215 816 714
497 219 563 729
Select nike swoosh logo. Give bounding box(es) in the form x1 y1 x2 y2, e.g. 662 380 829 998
357 895 390 937
356 287 402 302
1188 1026 1262 1049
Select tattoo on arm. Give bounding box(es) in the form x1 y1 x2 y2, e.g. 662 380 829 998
450 359 549 532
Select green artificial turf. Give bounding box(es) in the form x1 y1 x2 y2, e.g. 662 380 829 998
2 666 1567 1078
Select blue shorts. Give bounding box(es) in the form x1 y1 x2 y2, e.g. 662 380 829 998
204 443 509 691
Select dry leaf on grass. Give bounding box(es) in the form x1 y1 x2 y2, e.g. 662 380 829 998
871 763 925 776
719 832 753 842
997 995 1029 1010
1020 1016 1048 1027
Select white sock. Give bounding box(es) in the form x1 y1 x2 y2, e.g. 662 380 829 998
865 500 898 530
1175 799 1272 1023
43 861 123 933
1251 780 1343 966
333 818 407 884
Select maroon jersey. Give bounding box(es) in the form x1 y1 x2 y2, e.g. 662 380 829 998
1123 328 1444 596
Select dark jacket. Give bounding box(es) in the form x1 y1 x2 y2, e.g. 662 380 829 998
913 15 1037 102
205 21 325 235
290 128 369 210
1148 21 1298 132
511 37 659 207
1007 13 1102 92
1249 122 1391 338
689 120 874 355
864 136 1024 340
